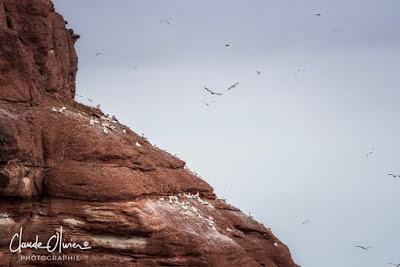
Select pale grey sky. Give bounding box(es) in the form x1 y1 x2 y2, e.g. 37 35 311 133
53 1 400 266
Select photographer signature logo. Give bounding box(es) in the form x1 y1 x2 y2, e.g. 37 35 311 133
9 226 91 253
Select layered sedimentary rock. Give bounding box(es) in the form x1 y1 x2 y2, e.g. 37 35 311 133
0 1 298 266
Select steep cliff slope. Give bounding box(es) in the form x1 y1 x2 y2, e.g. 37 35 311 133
0 1 298 266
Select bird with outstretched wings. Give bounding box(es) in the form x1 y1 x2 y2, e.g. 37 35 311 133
202 100 216 106
366 148 375 157
226 82 240 91
355 245 371 250
204 87 223 96
160 19 171 25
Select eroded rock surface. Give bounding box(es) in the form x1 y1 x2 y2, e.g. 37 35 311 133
0 1 298 266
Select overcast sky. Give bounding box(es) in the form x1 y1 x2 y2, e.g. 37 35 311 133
53 1 400 266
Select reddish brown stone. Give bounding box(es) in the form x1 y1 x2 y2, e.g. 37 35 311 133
0 1 298 266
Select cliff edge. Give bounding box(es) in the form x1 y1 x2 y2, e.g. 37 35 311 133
0 1 298 266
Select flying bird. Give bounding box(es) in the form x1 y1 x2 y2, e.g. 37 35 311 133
389 263 400 267
75 94 94 103
294 69 306 75
315 13 322 16
95 52 102 56
333 29 343 33
256 71 262 75
160 19 171 25
225 44 230 47
366 148 375 157
131 65 138 70
226 82 240 91
204 87 223 96
388 174 400 179
355 246 371 250
302 219 311 225
202 100 216 106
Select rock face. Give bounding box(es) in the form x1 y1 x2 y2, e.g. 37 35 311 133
0 1 298 266
0 0 78 104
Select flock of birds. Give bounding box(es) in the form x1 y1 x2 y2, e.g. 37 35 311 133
198 13 341 107
364 148 400 179
91 16 307 108
300 145 399 265
301 146 399 259
78 11 399 267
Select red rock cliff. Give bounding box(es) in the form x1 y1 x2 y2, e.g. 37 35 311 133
0 1 298 266
0 0 78 104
